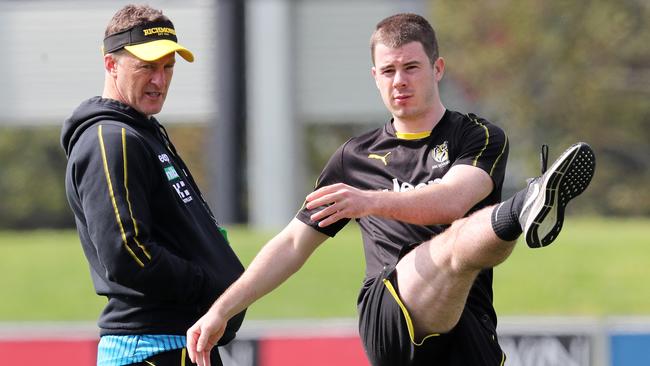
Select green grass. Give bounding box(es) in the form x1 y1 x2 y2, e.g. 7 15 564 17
493 216 650 316
0 217 648 321
223 224 366 319
0 230 106 320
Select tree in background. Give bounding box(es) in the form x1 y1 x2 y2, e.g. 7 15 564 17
432 0 649 215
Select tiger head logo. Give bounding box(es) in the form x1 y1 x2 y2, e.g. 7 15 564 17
432 141 449 163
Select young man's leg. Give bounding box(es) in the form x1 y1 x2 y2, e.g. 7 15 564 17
395 205 512 336
396 142 596 337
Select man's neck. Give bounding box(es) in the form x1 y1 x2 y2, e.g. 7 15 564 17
393 103 446 134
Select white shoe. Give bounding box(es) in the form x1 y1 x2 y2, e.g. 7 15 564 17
519 143 596 248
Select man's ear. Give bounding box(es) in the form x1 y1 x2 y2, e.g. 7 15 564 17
433 57 445 81
371 67 379 89
104 54 118 76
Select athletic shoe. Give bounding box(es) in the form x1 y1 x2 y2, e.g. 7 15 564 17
519 142 596 248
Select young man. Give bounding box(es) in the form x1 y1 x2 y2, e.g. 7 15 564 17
61 5 245 366
186 13 596 366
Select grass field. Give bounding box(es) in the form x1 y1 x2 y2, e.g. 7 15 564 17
0 216 648 321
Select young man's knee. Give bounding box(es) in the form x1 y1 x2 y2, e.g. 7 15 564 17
436 219 479 273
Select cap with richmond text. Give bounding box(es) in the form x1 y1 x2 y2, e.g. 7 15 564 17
103 20 194 62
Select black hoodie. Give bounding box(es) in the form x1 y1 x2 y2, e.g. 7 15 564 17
61 97 245 342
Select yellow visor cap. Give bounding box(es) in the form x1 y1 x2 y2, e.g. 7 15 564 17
125 39 194 62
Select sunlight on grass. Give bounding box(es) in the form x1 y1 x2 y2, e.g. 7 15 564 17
0 217 647 321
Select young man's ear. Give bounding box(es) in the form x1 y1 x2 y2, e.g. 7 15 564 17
433 57 445 81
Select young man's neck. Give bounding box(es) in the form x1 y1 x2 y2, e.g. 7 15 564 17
393 103 446 134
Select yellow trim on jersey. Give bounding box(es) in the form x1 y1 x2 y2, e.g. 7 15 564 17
121 128 151 260
98 125 145 268
382 278 440 346
490 135 508 177
500 351 506 365
181 348 187 366
395 131 431 140
470 117 490 167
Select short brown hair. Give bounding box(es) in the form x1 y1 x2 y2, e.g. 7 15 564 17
104 4 169 37
370 13 439 65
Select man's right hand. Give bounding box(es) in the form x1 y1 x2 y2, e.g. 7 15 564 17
186 308 227 366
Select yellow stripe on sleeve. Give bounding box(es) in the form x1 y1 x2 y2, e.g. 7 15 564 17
98 125 145 268
489 135 508 177
470 117 490 167
121 128 151 260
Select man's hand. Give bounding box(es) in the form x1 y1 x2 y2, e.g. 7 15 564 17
305 183 377 227
186 309 227 366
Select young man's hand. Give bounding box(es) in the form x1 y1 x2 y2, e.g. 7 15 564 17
306 183 377 227
186 309 227 366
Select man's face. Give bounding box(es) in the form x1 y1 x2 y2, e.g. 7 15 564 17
109 52 176 116
371 41 443 123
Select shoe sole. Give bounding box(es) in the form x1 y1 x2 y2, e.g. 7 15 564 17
524 142 596 248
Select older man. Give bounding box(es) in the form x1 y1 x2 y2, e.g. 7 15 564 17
61 5 245 366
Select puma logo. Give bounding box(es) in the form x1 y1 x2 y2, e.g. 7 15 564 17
368 152 392 166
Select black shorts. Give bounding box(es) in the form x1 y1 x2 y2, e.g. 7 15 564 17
358 265 505 366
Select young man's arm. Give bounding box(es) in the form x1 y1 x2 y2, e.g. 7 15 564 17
186 218 328 366
306 164 493 227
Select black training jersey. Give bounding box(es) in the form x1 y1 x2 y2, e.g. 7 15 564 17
296 109 508 319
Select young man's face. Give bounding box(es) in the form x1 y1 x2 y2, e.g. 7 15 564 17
372 41 444 124
108 52 176 116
